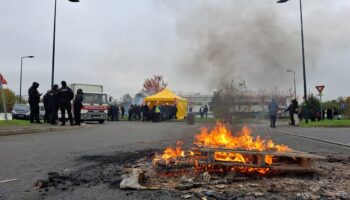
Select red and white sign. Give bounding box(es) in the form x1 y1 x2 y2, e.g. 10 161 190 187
82 105 108 111
315 85 325 93
0 73 7 85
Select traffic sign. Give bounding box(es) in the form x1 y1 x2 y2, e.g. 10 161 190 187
315 85 325 94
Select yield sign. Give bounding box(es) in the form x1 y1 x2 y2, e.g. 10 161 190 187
316 85 325 93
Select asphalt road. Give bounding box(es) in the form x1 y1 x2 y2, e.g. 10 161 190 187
0 121 349 200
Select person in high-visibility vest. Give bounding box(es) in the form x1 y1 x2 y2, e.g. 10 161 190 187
154 104 161 122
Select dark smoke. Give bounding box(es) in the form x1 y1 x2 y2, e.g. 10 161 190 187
160 0 319 91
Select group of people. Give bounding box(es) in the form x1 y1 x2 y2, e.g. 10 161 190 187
127 103 178 122
268 98 300 128
199 105 209 118
28 81 83 126
309 107 340 122
107 105 124 121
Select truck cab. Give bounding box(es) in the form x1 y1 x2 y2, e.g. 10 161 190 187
70 83 109 124
81 92 108 123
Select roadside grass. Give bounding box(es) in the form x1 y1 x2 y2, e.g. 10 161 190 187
0 119 31 126
300 119 350 127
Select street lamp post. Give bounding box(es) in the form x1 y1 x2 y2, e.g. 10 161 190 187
277 0 308 123
51 0 79 88
286 69 296 99
20 56 34 103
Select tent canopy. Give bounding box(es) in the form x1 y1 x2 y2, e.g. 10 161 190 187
144 88 186 102
144 88 187 120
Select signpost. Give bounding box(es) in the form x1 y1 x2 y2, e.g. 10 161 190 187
315 85 325 120
0 73 8 121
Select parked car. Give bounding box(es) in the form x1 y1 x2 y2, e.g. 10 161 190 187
12 104 30 120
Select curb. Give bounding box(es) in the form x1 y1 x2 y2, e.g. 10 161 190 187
267 128 350 149
0 125 87 137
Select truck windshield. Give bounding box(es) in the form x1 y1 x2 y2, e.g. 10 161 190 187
83 93 108 104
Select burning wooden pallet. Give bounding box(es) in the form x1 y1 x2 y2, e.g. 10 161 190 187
196 147 326 171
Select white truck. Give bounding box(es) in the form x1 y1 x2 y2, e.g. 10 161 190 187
70 83 109 124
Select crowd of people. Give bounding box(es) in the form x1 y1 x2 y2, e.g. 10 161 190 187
107 103 178 122
28 81 83 126
268 97 342 128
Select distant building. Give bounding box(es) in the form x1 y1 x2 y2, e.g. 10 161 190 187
182 93 290 117
182 94 213 113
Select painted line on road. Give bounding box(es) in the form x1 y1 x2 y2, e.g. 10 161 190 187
0 179 18 183
267 128 350 149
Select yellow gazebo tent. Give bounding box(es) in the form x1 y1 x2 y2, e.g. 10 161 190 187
144 88 187 120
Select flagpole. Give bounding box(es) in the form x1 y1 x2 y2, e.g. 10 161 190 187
0 79 8 121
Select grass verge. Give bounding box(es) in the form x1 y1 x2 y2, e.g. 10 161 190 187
0 119 31 126
300 119 350 127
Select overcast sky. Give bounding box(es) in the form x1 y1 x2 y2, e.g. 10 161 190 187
1 0 349 101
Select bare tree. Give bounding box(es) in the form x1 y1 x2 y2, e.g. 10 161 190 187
142 75 168 95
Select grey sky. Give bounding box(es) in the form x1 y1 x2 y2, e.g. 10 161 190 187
1 0 349 101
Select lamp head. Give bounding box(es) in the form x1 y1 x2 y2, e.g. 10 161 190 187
28 56 34 58
69 0 80 2
277 0 289 3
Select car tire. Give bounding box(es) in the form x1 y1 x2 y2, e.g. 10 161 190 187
98 120 104 124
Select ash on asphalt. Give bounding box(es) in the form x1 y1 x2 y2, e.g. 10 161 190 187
33 149 184 199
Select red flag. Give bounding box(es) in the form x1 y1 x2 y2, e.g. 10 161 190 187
0 73 7 85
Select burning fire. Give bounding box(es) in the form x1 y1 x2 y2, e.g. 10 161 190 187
161 141 185 161
194 123 290 152
154 123 291 174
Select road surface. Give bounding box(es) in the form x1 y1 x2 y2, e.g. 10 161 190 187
0 121 349 200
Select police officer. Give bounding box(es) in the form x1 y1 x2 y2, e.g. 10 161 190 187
48 84 59 125
28 82 41 123
73 89 83 126
58 81 74 126
42 90 50 123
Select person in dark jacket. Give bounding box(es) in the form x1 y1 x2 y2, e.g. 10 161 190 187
28 82 41 123
268 98 279 128
285 99 299 125
48 84 59 125
73 89 83 126
58 81 74 126
121 106 125 119
128 105 133 121
43 90 50 123
203 105 209 118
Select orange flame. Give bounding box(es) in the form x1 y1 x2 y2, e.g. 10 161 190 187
160 141 185 161
195 123 290 152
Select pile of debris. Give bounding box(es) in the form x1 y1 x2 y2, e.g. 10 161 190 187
118 155 350 200
33 150 350 200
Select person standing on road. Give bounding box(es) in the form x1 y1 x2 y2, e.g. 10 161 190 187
268 98 279 128
73 89 84 126
48 84 59 125
58 81 74 126
28 82 41 123
286 99 299 126
121 106 125 119
204 105 209 118
43 90 50 123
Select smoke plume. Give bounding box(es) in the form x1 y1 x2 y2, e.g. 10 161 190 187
160 0 323 91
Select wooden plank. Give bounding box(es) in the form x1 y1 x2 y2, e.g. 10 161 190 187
197 147 326 159
198 160 314 171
